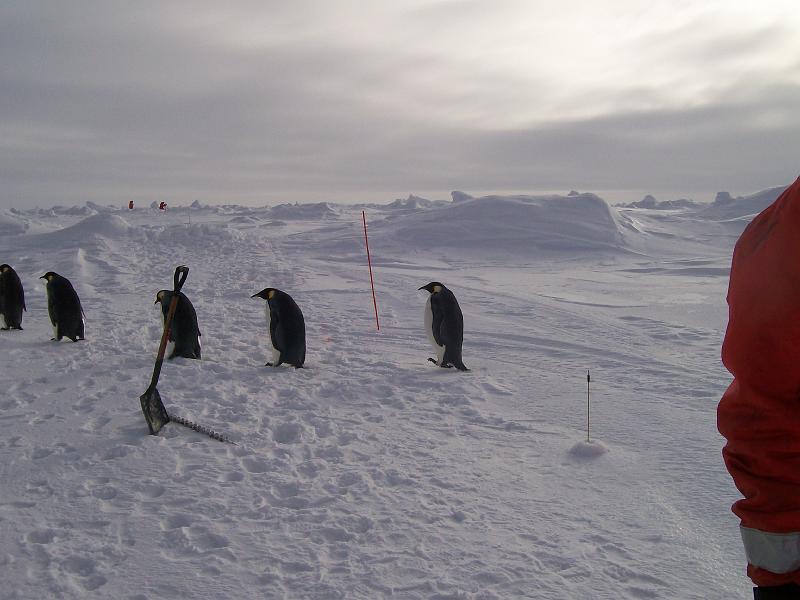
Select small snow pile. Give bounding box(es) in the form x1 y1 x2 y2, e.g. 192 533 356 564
0 210 29 235
382 193 632 255
569 440 609 458
700 185 787 220
269 202 338 220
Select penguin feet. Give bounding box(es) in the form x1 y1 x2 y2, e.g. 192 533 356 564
265 362 273 366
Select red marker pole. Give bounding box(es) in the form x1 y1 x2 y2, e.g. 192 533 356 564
362 210 380 331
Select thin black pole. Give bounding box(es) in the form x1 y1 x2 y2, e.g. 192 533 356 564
587 370 591 442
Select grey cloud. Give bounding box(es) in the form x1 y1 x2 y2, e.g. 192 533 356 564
0 1 798 207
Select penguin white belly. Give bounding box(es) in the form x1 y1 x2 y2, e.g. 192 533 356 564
267 305 281 364
424 297 445 363
0 313 6 329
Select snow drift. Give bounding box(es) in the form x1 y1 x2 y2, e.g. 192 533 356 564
34 213 134 245
377 193 634 256
699 186 787 221
0 210 29 235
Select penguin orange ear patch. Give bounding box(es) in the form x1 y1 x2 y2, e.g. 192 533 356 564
267 290 276 300
433 285 442 293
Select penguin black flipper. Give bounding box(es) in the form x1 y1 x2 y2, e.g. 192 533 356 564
47 291 58 339
269 311 280 356
430 293 447 348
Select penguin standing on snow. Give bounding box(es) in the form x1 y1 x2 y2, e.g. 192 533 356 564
419 281 469 371
41 272 84 342
251 288 305 368
0 264 26 330
155 290 202 360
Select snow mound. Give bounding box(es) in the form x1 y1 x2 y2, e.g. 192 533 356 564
0 210 29 235
622 195 699 210
381 193 631 255
569 440 609 458
40 213 133 244
146 222 245 248
228 215 261 224
84 201 118 213
387 194 438 210
699 185 787 220
451 191 474 203
269 202 338 220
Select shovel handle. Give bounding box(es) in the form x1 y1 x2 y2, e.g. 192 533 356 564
149 266 189 389
174 265 188 293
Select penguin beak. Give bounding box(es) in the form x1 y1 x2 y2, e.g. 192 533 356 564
39 275 47 280
250 292 260 299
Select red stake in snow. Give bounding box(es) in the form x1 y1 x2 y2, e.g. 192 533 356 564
362 210 380 331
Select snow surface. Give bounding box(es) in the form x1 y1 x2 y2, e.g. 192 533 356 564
0 191 761 599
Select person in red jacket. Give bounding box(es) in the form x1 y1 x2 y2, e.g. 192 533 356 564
719 176 800 599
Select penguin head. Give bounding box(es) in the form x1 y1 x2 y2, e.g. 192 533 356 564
251 288 277 301
154 290 169 305
0 264 10 273
40 271 59 282
418 281 444 294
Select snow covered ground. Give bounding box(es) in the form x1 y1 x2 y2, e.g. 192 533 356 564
0 187 784 599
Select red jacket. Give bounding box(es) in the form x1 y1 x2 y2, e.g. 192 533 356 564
719 176 800 586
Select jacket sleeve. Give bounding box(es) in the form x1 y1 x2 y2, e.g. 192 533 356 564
718 176 800 587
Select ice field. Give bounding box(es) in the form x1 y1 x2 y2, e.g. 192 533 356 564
0 187 786 599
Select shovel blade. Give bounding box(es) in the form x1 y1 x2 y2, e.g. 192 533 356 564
139 386 170 435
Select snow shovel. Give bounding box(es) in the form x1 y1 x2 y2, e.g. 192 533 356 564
139 265 188 435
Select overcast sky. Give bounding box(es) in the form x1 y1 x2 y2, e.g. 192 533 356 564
1 0 799 208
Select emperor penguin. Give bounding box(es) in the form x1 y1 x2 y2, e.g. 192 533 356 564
418 281 469 371
0 264 26 330
155 290 202 360
40 272 84 342
251 288 306 368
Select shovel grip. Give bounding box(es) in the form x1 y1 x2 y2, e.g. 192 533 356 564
174 265 188 294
